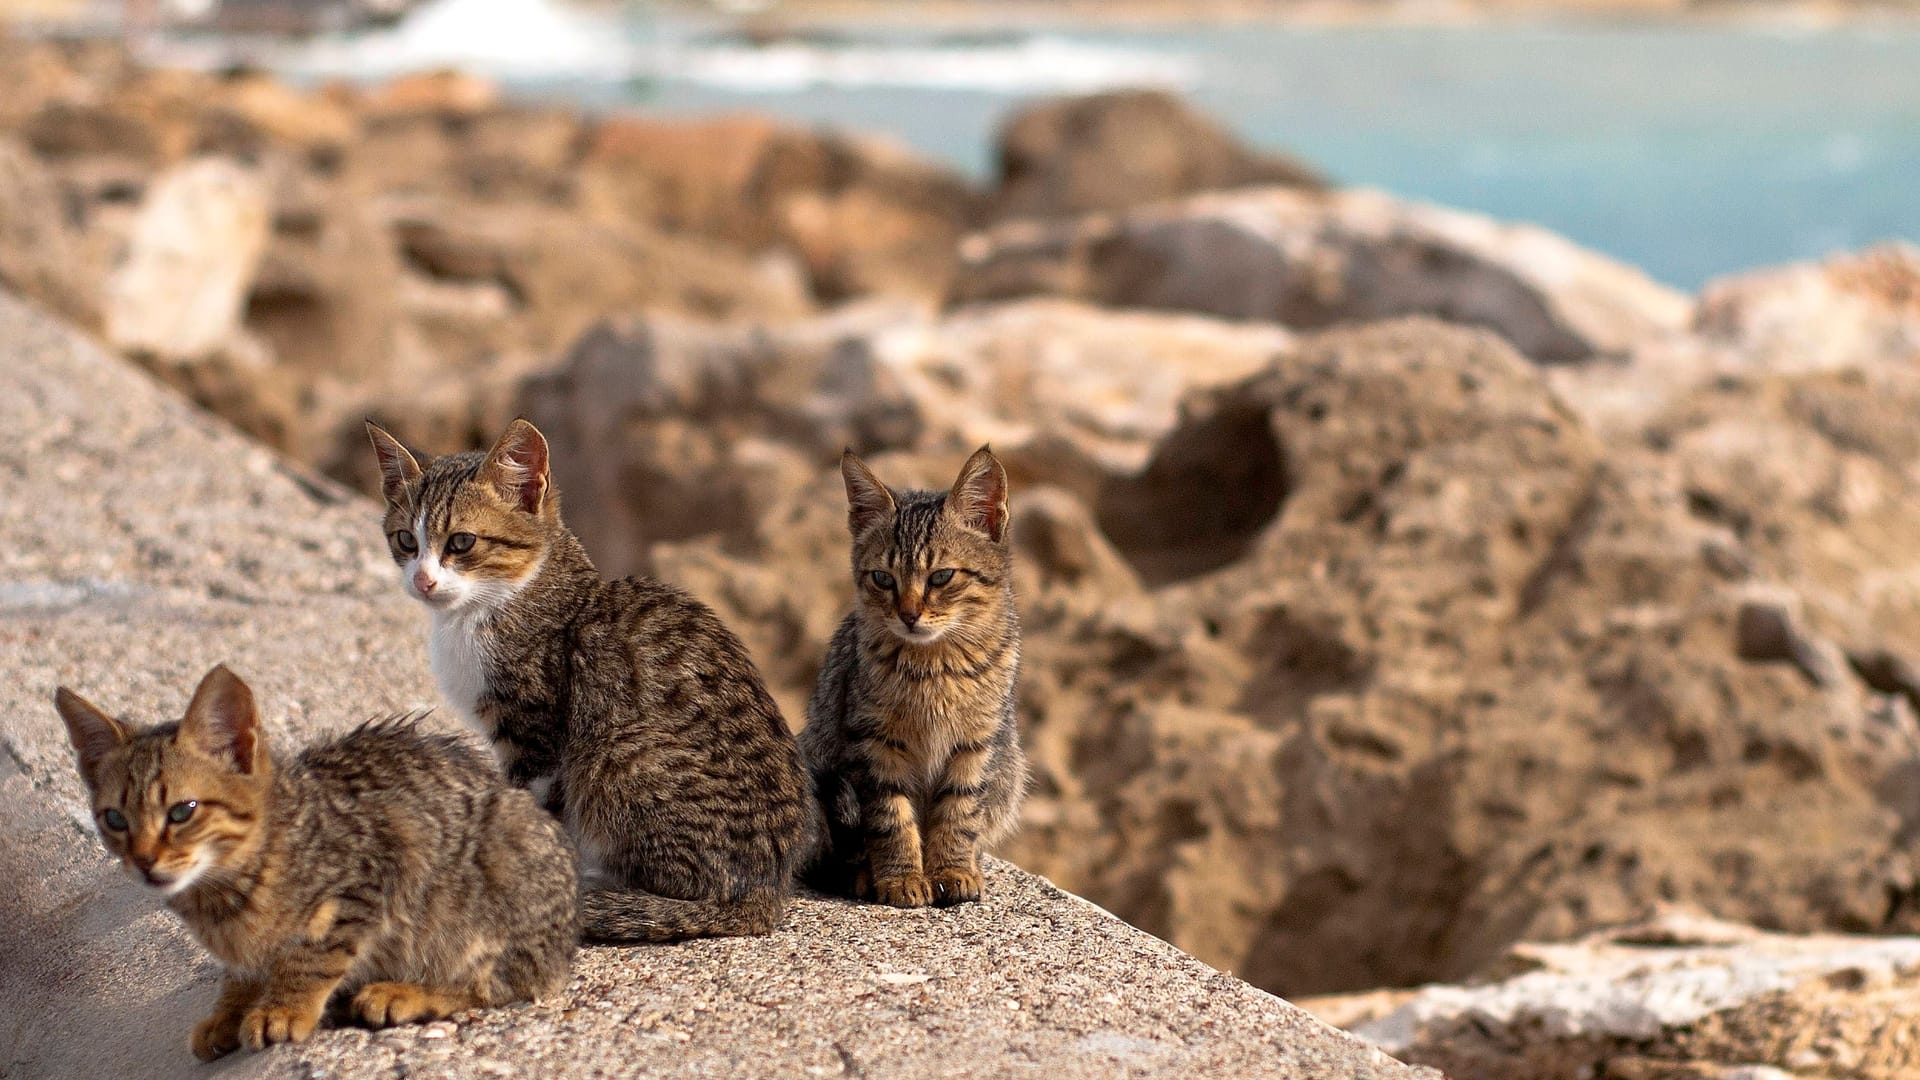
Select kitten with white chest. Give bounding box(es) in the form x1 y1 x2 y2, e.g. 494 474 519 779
367 419 817 941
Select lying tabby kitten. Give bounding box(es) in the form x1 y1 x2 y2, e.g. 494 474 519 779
801 448 1028 907
366 419 815 941
54 665 577 1059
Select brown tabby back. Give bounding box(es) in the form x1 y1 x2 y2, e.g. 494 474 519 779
367 419 817 942
55 665 578 1060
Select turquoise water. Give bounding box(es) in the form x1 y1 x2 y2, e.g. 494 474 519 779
595 22 1920 290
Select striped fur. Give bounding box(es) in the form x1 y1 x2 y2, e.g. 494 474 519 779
367 420 817 943
53 666 577 1061
800 448 1028 908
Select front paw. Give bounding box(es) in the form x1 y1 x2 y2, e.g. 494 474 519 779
872 871 932 908
240 1003 320 1051
353 982 449 1028
191 1012 242 1061
929 866 983 907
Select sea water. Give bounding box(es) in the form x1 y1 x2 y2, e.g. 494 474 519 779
280 3 1920 288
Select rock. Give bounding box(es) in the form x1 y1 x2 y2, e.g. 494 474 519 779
104 157 270 363
362 68 500 116
1695 242 1920 372
387 197 813 353
211 70 358 153
579 115 983 302
607 315 1920 1001
954 186 1692 364
990 89 1325 222
0 136 96 326
1307 912 1920 1080
521 298 1289 578
0 286 1431 1080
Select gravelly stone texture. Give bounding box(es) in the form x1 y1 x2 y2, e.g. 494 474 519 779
0 289 1431 1079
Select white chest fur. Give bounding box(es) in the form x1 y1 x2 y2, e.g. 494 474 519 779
428 608 492 735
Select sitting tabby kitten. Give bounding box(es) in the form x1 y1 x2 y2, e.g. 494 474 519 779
54 665 577 1060
366 419 816 941
801 448 1028 908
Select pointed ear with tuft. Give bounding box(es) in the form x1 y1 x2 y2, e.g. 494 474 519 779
949 446 1010 544
482 419 551 516
180 665 266 776
54 688 130 789
366 422 422 507
841 450 897 539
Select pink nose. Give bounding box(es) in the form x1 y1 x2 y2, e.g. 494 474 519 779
413 569 436 596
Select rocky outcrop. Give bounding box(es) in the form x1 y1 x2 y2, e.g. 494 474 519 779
518 302 1920 1001
0 286 1430 1080
1695 242 1920 372
579 115 984 302
1305 911 1920 1079
0 135 96 327
955 186 1691 364
0 39 996 491
989 89 1325 222
104 157 271 363
519 298 1291 581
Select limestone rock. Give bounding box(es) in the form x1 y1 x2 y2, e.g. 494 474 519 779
0 285 1432 1080
579 115 983 302
990 88 1325 222
601 315 1920 1001
1695 242 1920 372
104 156 269 363
0 136 96 326
955 186 1691 363
1308 912 1920 1080
522 298 1290 578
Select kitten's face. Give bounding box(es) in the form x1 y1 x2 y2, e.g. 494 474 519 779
55 667 271 899
843 449 1012 648
368 422 554 618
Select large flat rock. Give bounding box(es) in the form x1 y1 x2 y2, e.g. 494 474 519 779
0 288 1429 1080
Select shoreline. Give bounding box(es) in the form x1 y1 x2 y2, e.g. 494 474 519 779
647 0 1920 30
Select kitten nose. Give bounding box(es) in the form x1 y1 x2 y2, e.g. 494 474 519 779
130 851 155 874
898 607 920 628
413 568 437 596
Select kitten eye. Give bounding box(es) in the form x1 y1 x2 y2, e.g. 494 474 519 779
394 530 418 554
446 532 477 555
166 801 198 825
869 570 896 591
101 808 128 831
928 569 955 587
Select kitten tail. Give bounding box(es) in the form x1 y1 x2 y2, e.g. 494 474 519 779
579 886 786 944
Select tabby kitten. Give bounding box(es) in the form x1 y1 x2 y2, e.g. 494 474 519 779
54 665 577 1060
801 448 1027 908
366 419 815 942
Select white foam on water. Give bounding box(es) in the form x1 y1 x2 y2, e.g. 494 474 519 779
284 0 633 81
637 34 1199 93
273 0 1195 94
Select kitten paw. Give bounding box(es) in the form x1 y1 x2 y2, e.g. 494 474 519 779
190 1013 242 1061
872 871 933 908
240 1004 319 1051
929 867 983 906
352 982 456 1027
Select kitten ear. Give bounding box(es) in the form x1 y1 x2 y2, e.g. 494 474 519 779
365 422 422 506
179 665 264 775
54 687 129 787
949 445 1010 544
841 450 896 539
482 419 551 516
